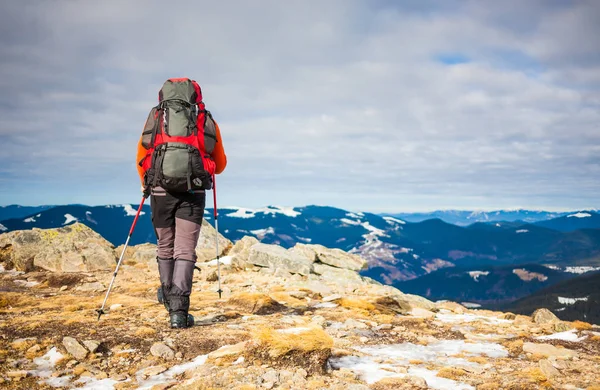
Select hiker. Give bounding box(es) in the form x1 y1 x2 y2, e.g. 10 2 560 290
135 78 227 328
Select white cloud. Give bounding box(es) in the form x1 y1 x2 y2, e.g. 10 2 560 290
0 0 598 211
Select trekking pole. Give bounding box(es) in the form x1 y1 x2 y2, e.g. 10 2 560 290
212 175 223 299
96 194 149 321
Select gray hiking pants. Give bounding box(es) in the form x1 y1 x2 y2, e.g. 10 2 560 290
150 187 205 314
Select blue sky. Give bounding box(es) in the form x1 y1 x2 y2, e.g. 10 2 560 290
0 0 599 212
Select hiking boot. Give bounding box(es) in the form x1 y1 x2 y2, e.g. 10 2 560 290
170 312 194 329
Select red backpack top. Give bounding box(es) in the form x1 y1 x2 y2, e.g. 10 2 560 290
139 78 217 192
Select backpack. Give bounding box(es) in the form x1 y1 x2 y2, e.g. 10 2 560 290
138 78 217 192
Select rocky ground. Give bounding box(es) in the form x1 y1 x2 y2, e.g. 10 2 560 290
1 223 599 389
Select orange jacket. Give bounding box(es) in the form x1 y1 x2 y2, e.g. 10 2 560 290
136 121 227 185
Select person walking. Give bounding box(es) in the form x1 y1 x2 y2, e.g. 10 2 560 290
135 78 227 328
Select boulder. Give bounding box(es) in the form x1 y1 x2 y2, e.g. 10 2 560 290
62 337 88 360
196 220 232 262
291 243 367 271
523 342 577 358
229 236 260 269
312 263 364 287
532 308 560 324
115 243 157 266
247 243 313 275
150 342 175 361
0 223 116 272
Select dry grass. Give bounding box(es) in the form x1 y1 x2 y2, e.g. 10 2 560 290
518 367 547 383
372 314 396 325
135 327 157 337
437 367 468 380
467 356 488 364
268 292 307 308
252 325 333 358
226 292 286 315
572 320 593 330
503 339 524 356
10 338 37 351
338 298 376 312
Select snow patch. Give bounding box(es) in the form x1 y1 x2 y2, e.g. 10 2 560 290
346 212 363 219
564 266 600 274
14 280 40 288
278 327 313 334
123 204 145 216
314 302 338 309
436 313 512 324
461 302 482 309
544 264 561 270
558 296 588 305
76 377 122 389
226 206 300 218
361 222 388 237
297 236 312 243
203 256 233 267
30 347 67 386
137 354 208 390
468 271 489 282
383 216 406 225
85 211 98 225
250 227 275 237
516 229 529 233
331 340 506 388
0 223 6 232
24 216 36 223
568 212 591 218
340 218 361 226
537 329 587 342
63 214 78 225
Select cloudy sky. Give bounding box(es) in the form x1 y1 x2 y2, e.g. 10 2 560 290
0 0 598 212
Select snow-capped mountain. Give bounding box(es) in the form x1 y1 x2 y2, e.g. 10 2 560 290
386 209 571 226
534 210 600 232
3 205 600 288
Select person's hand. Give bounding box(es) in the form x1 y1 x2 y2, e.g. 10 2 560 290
141 185 151 198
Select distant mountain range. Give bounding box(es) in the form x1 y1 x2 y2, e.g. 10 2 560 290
505 271 600 324
385 209 599 228
2 204 600 318
0 205 54 221
395 263 576 305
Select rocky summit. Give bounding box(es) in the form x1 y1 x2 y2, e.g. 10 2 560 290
0 225 599 390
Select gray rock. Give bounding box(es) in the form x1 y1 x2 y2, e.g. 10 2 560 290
294 280 333 297
62 337 88 360
312 263 364 287
208 342 247 359
523 342 577 358
248 243 313 275
291 243 367 271
0 223 116 272
343 318 369 330
230 236 260 269
400 294 436 311
150 342 175 361
206 270 218 282
140 365 168 377
261 368 279 387
83 340 101 354
532 308 559 324
196 219 232 263
322 294 343 302
539 359 560 379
